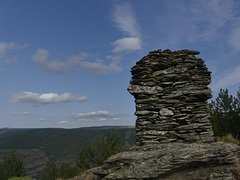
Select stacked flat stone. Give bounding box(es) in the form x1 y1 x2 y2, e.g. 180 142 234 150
128 49 214 145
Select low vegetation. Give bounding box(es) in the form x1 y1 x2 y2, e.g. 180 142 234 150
216 133 240 145
41 129 125 179
8 177 35 180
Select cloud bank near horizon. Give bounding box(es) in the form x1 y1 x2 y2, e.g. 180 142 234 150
11 92 88 105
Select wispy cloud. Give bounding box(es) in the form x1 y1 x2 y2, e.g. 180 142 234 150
64 110 121 123
163 0 237 44
12 112 30 116
211 65 240 90
0 42 27 64
113 2 140 37
10 92 88 105
80 60 121 75
39 117 51 121
112 2 142 52
190 0 235 40
228 27 240 51
32 49 88 74
32 49 122 75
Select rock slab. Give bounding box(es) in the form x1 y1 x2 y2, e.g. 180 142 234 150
89 142 240 180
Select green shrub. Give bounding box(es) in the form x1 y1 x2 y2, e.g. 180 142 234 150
76 129 125 172
77 171 100 180
216 133 240 145
41 158 59 180
8 176 35 180
42 159 78 180
59 162 77 179
0 152 25 180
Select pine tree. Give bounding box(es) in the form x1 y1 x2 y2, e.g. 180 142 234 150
76 129 125 172
41 158 59 180
210 88 240 137
0 152 25 180
59 162 77 179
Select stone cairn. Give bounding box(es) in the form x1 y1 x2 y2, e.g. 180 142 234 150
128 49 214 145
86 49 240 180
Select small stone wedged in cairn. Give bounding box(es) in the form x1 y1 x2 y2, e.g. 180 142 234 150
127 49 214 145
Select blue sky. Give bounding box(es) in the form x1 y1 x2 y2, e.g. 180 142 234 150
1 0 240 128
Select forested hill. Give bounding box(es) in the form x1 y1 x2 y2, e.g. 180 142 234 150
0 126 135 177
0 126 135 156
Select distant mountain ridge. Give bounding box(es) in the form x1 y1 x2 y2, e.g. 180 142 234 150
0 126 135 178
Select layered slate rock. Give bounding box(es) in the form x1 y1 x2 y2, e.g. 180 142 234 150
89 142 240 180
128 49 214 145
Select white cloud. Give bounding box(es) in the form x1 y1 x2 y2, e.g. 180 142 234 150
39 117 49 121
0 42 27 63
112 37 142 52
211 65 240 90
70 110 120 122
59 120 68 124
12 112 30 116
10 92 88 105
32 49 87 74
112 2 142 52
72 110 110 118
80 61 121 75
99 118 107 121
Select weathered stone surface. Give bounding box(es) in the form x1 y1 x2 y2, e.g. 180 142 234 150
159 108 174 116
128 85 163 95
88 142 240 180
128 49 214 145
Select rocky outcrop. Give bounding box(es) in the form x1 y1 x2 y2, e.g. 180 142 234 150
84 49 240 180
89 142 240 180
128 49 214 145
